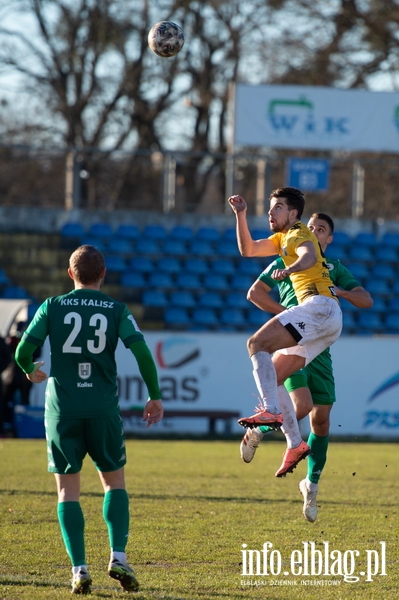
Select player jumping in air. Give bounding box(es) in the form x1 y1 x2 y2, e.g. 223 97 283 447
16 245 163 594
240 212 372 521
229 188 342 478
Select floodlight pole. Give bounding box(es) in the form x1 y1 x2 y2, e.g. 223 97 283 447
352 160 365 218
162 153 176 213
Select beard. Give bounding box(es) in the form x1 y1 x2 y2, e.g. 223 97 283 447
270 216 291 233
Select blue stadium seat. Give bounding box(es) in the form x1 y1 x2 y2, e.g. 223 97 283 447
215 240 238 258
105 255 126 283
115 224 140 241
135 238 161 255
129 256 154 273
147 272 174 289
385 313 399 333
169 225 194 241
210 259 235 276
341 310 357 334
2 286 30 299
121 271 146 288
88 223 113 240
162 239 187 256
356 311 384 334
196 226 220 242
120 272 146 301
344 262 369 281
369 264 395 281
366 279 391 297
170 290 197 308
164 307 190 329
198 291 224 309
187 240 214 256
184 258 209 275
192 308 219 328
247 308 272 328
142 224 167 240
202 273 228 291
326 245 348 261
221 228 237 241
105 255 126 272
347 246 374 262
225 291 250 310
230 274 253 292
157 257 182 274
381 231 399 249
80 236 106 252
375 246 398 264
237 258 264 276
142 290 168 307
60 222 85 238
220 308 246 329
388 297 399 312
175 272 202 290
370 297 387 312
251 228 270 239
354 231 378 248
332 230 351 247
108 238 134 255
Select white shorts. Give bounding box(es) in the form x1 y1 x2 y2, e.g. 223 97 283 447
277 295 342 366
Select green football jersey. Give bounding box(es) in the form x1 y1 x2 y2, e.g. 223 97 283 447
22 289 144 418
258 256 360 308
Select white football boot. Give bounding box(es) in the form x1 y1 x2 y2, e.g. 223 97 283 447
240 427 264 463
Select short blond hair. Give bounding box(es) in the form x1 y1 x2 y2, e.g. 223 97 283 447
69 245 105 284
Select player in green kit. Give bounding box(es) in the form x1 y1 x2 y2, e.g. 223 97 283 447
15 245 163 594
240 213 373 522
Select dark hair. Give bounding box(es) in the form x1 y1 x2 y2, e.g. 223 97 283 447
270 187 305 219
310 212 335 234
69 245 105 284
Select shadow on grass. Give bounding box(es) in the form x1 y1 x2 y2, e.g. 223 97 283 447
1 488 398 510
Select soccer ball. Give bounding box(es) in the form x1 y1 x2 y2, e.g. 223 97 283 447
147 21 185 58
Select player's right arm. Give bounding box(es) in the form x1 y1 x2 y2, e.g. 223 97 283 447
247 258 286 315
15 340 48 383
228 195 279 257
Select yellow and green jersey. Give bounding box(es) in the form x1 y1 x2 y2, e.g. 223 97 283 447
269 221 336 303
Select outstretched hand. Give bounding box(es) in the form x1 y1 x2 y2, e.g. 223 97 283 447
228 195 247 214
26 361 48 384
142 399 164 428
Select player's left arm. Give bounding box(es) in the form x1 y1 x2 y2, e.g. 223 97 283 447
332 262 374 308
333 286 373 308
129 340 164 427
271 241 317 281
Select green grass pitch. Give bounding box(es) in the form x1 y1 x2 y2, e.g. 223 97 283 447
0 439 398 599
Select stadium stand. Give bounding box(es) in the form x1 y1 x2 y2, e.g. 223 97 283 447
1 222 398 335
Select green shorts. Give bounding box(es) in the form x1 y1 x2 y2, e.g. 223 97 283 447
284 348 336 405
44 414 127 474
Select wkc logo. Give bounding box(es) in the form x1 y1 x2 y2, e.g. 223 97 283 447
155 338 200 369
364 372 399 429
267 95 349 137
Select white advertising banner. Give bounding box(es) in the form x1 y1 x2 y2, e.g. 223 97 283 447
234 84 399 152
31 332 399 439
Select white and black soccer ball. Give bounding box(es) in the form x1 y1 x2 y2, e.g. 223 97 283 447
148 21 185 58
